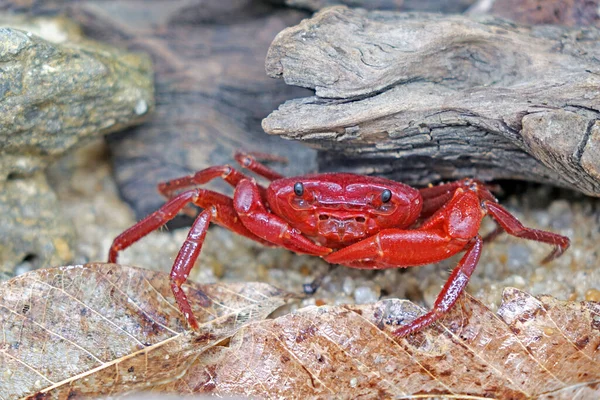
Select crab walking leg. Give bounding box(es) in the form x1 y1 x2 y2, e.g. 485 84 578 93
108 190 202 263
108 189 276 329
419 179 496 218
419 181 465 218
324 231 481 335
234 151 285 181
393 236 483 337
170 209 212 330
108 189 271 263
484 201 570 263
158 165 253 199
157 152 285 218
234 179 332 256
159 151 287 199
156 166 260 217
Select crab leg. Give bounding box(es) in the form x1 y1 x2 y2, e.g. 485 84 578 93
156 166 257 217
108 189 269 263
419 181 465 218
325 232 482 337
325 230 482 336
109 190 204 263
234 179 332 256
159 151 284 199
393 235 483 337
170 209 212 330
108 188 276 329
158 166 252 198
484 201 570 263
419 180 508 245
419 179 496 218
234 151 285 181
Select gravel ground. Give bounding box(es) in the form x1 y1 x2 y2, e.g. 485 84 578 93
45 139 600 315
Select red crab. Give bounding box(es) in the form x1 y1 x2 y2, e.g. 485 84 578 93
108 151 570 337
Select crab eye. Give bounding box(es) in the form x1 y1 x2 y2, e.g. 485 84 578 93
381 189 392 203
294 182 304 196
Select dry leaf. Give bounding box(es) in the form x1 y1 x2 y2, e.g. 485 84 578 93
156 290 600 399
0 263 291 399
3 263 599 399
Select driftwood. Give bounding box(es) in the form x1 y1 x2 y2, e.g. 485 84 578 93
275 0 475 13
263 6 600 196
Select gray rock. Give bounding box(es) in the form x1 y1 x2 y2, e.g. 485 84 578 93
0 19 154 180
0 15 154 276
0 172 75 276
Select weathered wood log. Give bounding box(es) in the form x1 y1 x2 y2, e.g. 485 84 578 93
263 6 600 196
272 0 476 14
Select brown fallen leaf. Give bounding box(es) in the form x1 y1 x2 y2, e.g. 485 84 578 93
3 264 599 399
155 289 600 399
0 263 292 399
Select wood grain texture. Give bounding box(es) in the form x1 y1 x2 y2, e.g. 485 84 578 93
263 6 600 196
274 0 476 13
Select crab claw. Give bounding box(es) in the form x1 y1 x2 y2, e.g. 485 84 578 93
325 230 465 269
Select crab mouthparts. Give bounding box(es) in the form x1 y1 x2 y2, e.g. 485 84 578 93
317 214 367 240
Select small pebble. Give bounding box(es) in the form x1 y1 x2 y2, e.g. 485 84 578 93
334 295 354 306
255 264 268 280
548 200 573 230
568 292 578 301
507 244 530 271
543 327 555 336
134 99 148 115
14 261 35 276
585 289 600 302
354 286 380 304
210 260 225 279
299 264 311 276
342 277 355 296
511 275 526 288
